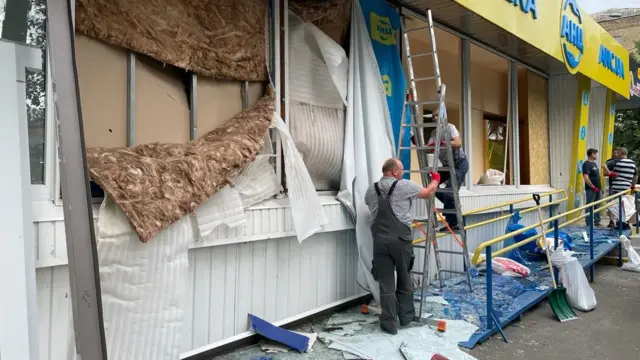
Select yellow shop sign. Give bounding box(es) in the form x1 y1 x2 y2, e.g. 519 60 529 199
453 0 630 98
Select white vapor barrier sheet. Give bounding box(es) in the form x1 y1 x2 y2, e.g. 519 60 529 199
271 114 328 242
195 185 247 240
336 0 396 304
233 131 281 208
289 103 344 190
97 196 193 360
288 11 347 190
288 11 347 108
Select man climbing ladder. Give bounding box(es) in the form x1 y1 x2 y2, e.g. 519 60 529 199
426 110 468 231
396 9 475 304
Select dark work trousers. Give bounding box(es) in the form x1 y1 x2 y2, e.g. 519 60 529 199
370 181 415 332
435 157 469 227
585 188 601 225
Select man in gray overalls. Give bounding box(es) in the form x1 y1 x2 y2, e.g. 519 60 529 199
365 158 440 334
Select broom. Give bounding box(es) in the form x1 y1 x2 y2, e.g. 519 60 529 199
532 194 578 322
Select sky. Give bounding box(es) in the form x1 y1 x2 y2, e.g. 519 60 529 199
580 0 640 13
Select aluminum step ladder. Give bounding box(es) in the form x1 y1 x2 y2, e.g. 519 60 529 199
396 10 474 316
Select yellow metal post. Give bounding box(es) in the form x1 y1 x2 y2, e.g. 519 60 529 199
600 89 616 190
568 74 591 219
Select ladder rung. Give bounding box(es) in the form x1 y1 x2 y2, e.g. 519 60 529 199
408 52 433 58
398 145 434 151
439 269 467 275
436 250 465 255
404 26 429 33
410 270 425 275
402 167 452 174
411 76 436 82
401 122 438 128
408 100 439 106
435 208 458 214
412 244 426 249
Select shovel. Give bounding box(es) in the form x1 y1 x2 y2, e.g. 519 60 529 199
532 194 577 322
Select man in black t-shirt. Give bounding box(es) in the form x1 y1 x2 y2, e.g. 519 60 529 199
583 148 601 226
603 148 620 228
604 148 620 195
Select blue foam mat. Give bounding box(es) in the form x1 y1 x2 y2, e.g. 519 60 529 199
414 226 628 349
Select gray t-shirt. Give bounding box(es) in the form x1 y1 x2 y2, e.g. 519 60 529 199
364 176 422 228
429 123 466 165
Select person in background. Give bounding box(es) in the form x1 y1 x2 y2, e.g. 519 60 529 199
364 158 440 335
603 147 637 229
603 148 620 228
582 149 601 226
426 111 468 231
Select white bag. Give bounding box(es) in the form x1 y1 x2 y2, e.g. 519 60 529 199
550 248 597 311
608 195 636 222
620 235 640 272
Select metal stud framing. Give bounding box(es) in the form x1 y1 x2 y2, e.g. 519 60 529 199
461 39 472 190
190 73 198 140
126 52 136 146
47 0 108 357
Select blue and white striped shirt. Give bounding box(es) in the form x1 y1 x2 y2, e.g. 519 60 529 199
611 158 637 193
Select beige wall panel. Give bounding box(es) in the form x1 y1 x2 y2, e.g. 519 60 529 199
527 72 550 185
197 81 266 137
75 34 127 148
197 80 243 136
470 63 508 117
135 59 190 145
247 82 267 108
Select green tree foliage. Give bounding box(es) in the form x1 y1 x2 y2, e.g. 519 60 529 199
612 42 640 165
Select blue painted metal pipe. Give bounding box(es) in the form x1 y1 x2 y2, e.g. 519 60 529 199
634 193 640 234
486 245 493 331
618 196 623 236
548 194 553 220
589 206 595 282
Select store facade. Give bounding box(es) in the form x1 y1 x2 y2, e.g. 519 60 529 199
0 0 631 359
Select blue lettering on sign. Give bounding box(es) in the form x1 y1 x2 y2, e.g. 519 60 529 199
506 0 538 19
580 126 586 140
560 0 583 73
608 133 613 145
610 104 615 116
578 160 583 173
598 44 625 79
583 91 589 105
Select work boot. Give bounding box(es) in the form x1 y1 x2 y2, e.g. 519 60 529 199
380 323 398 335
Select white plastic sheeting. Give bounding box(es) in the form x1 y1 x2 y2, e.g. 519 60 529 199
195 185 247 239
97 196 193 360
288 11 348 190
337 0 397 303
272 114 328 242
195 134 280 238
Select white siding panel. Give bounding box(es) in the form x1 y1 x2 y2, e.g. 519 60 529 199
34 230 360 359
587 84 606 155
34 201 352 268
549 74 577 191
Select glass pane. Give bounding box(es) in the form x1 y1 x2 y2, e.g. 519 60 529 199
2 0 48 184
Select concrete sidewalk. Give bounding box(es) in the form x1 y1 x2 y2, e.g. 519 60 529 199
470 265 640 360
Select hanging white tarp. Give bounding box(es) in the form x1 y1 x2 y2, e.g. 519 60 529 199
337 0 397 303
